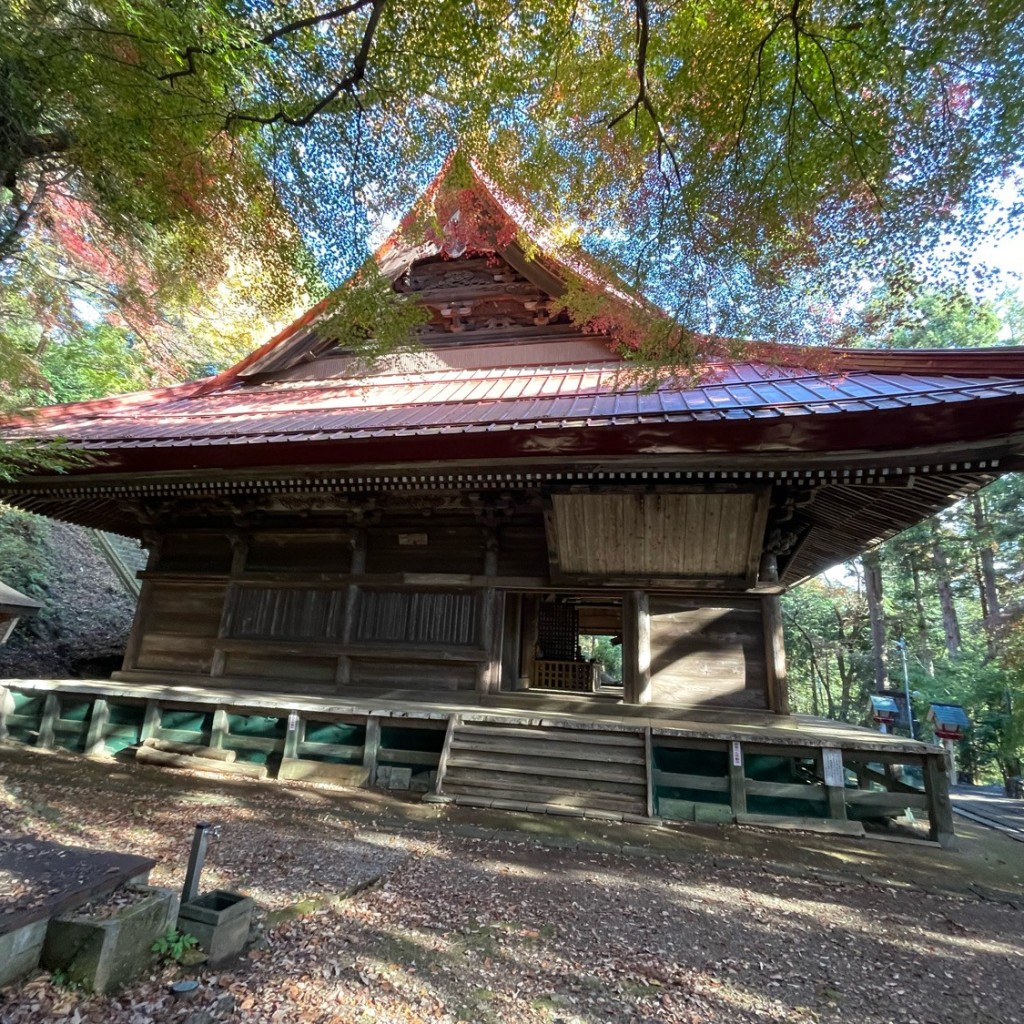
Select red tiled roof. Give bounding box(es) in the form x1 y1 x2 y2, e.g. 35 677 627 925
9 355 1024 453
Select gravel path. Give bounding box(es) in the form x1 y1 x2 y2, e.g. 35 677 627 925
1 749 1022 1024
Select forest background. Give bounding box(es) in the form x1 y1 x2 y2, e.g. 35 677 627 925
2 1 1024 792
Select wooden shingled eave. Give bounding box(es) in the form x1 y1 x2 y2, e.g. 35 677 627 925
834 346 1024 377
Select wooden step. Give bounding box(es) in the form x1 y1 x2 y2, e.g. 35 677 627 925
437 718 650 817
442 767 646 802
457 723 643 746
446 751 645 785
442 779 644 814
450 734 646 765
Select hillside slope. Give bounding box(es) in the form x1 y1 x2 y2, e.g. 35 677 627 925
0 507 140 678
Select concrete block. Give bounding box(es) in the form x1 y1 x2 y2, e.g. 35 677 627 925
42 885 179 993
386 767 412 791
0 918 47 986
657 798 696 821
278 757 368 788
178 890 254 966
693 803 734 824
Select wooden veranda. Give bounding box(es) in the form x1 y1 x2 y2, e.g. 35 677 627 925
0 676 955 845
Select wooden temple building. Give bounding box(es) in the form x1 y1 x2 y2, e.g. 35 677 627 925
4 164 1024 845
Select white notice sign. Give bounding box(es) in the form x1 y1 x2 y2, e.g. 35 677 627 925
821 747 844 788
731 741 743 768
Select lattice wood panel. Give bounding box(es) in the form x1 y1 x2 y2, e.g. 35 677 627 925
533 659 596 693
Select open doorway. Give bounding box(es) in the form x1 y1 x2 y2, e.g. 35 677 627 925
514 595 623 695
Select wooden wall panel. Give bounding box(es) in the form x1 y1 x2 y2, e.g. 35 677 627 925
496 524 550 578
230 586 346 640
222 653 336 683
158 533 233 574
550 492 769 582
648 598 767 709
365 526 485 575
354 590 480 646
349 660 476 691
133 581 226 675
245 532 352 573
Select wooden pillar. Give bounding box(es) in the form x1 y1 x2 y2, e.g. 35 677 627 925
121 581 153 671
501 594 522 693
283 710 304 760
140 700 161 742
0 685 12 742
762 595 790 715
729 740 748 815
84 698 110 758
518 596 539 690
337 529 366 689
477 590 505 693
644 729 655 818
37 693 59 749
210 707 229 749
434 714 459 795
623 591 651 705
362 716 381 786
819 747 848 821
925 753 956 848
476 527 503 693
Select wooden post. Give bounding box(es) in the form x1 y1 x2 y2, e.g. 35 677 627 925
518 596 539 690
820 747 848 821
140 700 161 742
121 581 153 671
37 693 59 749
925 753 956 848
728 740 747 816
644 728 654 818
434 714 459 796
210 707 229 749
501 593 522 693
337 529 366 690
762 595 790 715
84 698 110 758
623 591 651 705
0 685 12 742
362 716 381 786
283 711 303 760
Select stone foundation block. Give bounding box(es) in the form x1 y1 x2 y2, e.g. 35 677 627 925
41 885 179 993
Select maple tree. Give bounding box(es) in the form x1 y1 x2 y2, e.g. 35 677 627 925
2 0 1023 386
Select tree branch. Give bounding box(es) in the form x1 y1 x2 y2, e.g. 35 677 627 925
607 0 681 183
224 0 386 128
159 0 376 82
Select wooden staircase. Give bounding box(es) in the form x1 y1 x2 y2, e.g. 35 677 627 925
435 717 650 819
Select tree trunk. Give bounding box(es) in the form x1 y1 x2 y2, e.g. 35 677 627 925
930 521 961 659
862 550 887 690
971 492 1002 643
909 562 934 677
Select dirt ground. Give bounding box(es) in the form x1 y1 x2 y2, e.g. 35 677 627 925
1 744 1022 1024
